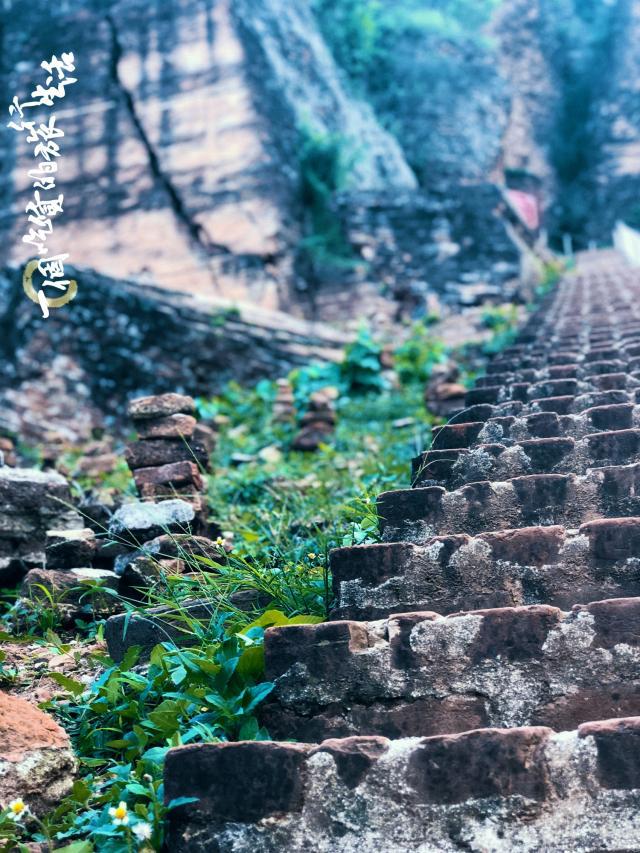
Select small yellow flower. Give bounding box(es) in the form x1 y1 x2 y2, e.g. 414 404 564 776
7 798 28 821
214 536 225 547
109 800 129 826
307 552 316 560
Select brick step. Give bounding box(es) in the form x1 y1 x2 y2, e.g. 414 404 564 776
483 356 601 374
487 343 639 372
529 389 640 414
475 360 636 387
261 598 640 741
432 403 639 447
430 421 485 449
485 357 640 380
161 261 640 851
451 391 639 423
466 374 639 407
415 430 640 488
495 330 636 348
499 330 639 348
378 463 640 540
501 321 640 340
164 717 640 852
488 352 582 372
330 518 640 620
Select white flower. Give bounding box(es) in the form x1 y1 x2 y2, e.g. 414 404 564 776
109 800 129 826
132 821 152 842
7 798 28 821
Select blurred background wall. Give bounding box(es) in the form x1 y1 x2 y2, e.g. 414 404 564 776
3 0 639 324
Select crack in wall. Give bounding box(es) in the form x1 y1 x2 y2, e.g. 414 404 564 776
105 13 232 288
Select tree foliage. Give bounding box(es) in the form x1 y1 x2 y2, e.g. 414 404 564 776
312 0 505 184
541 0 624 246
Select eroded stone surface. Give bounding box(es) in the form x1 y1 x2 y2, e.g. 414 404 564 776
0 468 82 585
331 520 640 620
0 691 76 815
378 464 640 542
108 499 196 545
164 720 640 852
262 600 640 740
127 394 196 421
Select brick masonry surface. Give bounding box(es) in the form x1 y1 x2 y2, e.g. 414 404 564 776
164 251 640 851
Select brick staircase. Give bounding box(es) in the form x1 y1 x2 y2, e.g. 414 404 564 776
164 252 640 851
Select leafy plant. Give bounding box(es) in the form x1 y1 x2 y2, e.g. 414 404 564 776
297 127 355 270
394 320 447 386
0 650 17 686
536 260 565 297
480 303 518 332
340 326 385 393
38 606 320 849
210 306 241 328
480 303 520 355
290 362 342 413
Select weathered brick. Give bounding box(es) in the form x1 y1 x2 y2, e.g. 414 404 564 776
262 600 640 740
135 413 197 439
165 722 640 851
133 461 203 490
125 438 209 470
578 717 640 789
127 393 195 420
406 727 552 804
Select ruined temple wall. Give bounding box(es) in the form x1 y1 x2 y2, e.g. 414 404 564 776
0 0 416 314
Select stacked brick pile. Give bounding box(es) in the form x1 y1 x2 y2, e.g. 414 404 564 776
292 386 338 451
272 379 296 423
163 253 640 850
125 393 214 532
272 379 337 450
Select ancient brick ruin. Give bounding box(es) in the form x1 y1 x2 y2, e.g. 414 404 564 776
163 252 640 850
125 392 214 525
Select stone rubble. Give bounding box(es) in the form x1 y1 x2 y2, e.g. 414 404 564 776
98 394 225 604
0 468 83 587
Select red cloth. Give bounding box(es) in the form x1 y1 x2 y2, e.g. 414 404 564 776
506 189 540 231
